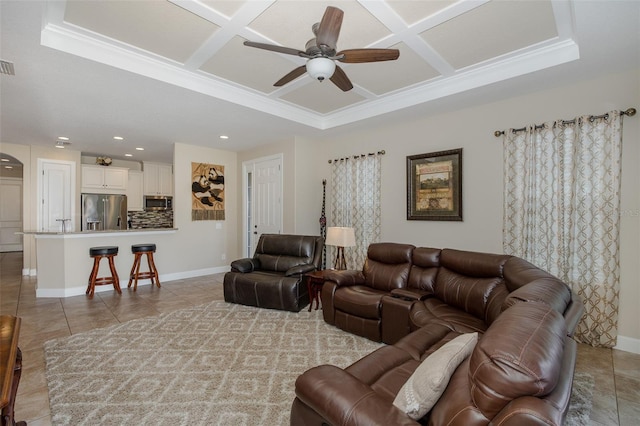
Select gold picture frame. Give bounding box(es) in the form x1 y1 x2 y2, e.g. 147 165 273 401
407 149 462 221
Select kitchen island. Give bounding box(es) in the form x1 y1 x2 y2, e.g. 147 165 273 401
25 229 179 297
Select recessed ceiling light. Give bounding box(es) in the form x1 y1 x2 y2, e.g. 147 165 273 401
113 136 124 140
57 136 69 141
5 166 13 169
219 135 229 140
125 154 133 157
0 158 9 162
55 141 66 149
136 147 144 151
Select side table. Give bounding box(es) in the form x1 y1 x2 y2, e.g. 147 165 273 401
1 315 26 426
305 270 326 311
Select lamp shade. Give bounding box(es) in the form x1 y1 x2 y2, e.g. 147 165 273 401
326 227 356 247
306 57 336 81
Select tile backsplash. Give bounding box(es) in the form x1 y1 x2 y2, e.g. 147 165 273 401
128 210 173 229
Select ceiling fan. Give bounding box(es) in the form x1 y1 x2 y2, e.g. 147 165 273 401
243 6 399 92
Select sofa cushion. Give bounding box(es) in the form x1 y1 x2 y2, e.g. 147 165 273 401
253 234 322 273
363 243 414 291
468 302 567 419
410 298 489 334
433 267 505 323
256 234 317 258
439 249 510 278
334 286 388 319
407 247 441 293
223 271 308 312
503 256 559 291
347 323 454 398
392 332 478 419
255 254 309 273
345 345 417 400
502 277 572 314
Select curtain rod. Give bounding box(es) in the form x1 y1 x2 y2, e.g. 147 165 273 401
328 150 386 164
494 107 636 137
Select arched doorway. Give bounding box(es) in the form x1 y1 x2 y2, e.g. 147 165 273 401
0 153 23 252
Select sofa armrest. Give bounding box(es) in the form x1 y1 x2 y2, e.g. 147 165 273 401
285 264 316 277
390 288 431 301
295 365 419 426
323 269 365 287
490 396 565 426
564 292 585 337
230 258 260 273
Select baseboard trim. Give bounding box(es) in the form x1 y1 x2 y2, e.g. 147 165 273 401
35 266 230 298
615 335 640 354
161 266 229 282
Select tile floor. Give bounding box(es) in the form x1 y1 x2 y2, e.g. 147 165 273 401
1 251 639 425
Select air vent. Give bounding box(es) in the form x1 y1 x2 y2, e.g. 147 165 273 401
0 60 15 76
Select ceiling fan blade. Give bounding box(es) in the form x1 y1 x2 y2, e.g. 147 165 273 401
330 65 353 92
316 6 344 52
243 41 305 57
274 66 307 87
337 49 400 63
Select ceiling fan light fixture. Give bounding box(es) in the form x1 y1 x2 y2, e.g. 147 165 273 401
306 57 335 82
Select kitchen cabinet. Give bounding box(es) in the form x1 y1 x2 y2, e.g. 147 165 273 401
81 165 128 194
127 170 144 211
143 162 173 196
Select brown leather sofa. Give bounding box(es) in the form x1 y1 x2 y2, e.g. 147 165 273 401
291 243 584 425
223 234 323 312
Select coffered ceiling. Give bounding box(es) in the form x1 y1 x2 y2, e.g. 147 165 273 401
1 1 638 163
41 0 576 129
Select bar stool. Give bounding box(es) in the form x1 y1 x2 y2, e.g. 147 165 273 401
87 246 121 298
128 243 161 291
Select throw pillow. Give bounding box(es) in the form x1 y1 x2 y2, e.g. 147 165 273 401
392 332 478 420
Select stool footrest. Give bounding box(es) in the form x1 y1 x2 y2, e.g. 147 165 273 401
86 248 121 298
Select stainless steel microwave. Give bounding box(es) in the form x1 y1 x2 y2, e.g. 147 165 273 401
144 196 172 211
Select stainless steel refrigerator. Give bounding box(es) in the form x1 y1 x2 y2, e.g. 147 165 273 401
81 193 128 231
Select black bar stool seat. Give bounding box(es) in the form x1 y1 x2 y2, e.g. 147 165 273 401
87 246 121 298
128 243 161 291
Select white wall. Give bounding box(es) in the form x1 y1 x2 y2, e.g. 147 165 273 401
173 142 238 272
293 136 327 236
287 69 640 348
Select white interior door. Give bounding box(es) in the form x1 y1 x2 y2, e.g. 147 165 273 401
38 159 75 232
244 155 282 256
0 178 23 252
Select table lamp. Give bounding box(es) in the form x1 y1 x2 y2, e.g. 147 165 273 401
325 227 356 270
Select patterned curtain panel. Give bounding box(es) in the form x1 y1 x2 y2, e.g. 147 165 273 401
503 111 623 347
330 155 382 270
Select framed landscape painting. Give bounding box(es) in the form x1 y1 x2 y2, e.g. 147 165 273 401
407 149 462 221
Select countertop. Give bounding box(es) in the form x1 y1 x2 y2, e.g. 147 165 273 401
21 228 178 237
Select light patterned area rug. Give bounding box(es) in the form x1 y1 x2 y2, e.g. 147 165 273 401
565 372 595 425
44 301 384 425
45 301 594 425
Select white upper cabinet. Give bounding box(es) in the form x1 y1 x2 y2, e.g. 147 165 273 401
126 170 144 211
143 162 173 196
81 165 128 194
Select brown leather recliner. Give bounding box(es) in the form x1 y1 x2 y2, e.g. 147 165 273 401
293 245 584 425
321 243 414 341
223 234 323 312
